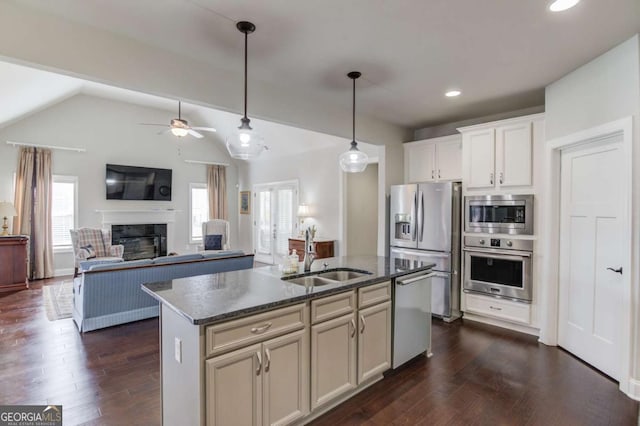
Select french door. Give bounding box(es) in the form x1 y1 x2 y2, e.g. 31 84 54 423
253 181 298 264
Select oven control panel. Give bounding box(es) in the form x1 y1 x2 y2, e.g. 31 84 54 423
464 236 533 252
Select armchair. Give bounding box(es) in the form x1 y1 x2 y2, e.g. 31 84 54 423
201 220 230 251
70 228 124 275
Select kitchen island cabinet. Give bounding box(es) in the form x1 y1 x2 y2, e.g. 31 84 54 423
143 256 432 426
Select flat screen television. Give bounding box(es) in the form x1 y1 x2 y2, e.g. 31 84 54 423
106 164 172 201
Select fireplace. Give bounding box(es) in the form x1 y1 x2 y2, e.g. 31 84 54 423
112 224 167 260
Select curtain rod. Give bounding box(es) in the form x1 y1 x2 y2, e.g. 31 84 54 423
184 159 230 167
6 141 86 153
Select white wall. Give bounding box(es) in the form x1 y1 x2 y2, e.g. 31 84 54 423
0 94 238 276
545 34 640 395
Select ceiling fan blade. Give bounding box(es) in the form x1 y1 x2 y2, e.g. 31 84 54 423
190 126 217 132
139 123 169 127
188 129 204 139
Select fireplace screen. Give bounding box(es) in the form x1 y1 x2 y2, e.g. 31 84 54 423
112 224 167 260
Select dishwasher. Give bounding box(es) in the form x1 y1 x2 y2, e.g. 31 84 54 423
393 270 433 369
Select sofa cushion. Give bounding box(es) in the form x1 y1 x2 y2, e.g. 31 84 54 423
152 253 204 264
201 250 245 259
79 258 124 272
88 259 154 272
204 234 223 250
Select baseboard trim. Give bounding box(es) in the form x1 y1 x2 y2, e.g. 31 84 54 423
462 312 540 336
625 377 640 401
54 268 74 277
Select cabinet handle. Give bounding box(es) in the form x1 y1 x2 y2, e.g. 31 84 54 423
256 351 262 375
250 322 272 334
490 173 494 185
499 172 504 184
489 306 502 311
360 315 366 334
431 170 434 179
438 169 441 179
264 348 271 372
350 318 356 338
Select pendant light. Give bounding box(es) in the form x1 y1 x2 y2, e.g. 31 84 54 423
226 21 266 160
339 71 368 173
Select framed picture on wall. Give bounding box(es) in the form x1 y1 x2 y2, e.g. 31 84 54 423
240 191 251 215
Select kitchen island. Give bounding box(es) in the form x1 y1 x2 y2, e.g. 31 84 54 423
143 256 433 426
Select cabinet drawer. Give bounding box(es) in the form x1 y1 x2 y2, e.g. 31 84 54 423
465 293 530 325
311 291 356 324
358 281 391 309
206 303 307 357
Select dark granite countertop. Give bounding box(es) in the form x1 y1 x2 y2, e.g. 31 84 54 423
141 256 434 326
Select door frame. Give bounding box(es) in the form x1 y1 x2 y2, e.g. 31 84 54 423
539 116 634 397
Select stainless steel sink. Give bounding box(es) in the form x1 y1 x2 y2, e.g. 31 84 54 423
282 267 372 287
285 276 335 286
316 270 370 281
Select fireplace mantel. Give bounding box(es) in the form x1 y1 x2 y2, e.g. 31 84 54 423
97 209 179 226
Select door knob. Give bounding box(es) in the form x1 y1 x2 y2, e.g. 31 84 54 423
606 267 623 275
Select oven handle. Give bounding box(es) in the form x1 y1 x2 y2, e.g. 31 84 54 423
464 247 532 258
396 272 437 286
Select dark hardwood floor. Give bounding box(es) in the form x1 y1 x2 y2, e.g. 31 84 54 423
0 277 637 425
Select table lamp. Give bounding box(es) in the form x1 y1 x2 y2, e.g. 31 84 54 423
0 201 16 236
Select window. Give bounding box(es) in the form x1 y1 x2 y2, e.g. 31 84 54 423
190 183 209 243
51 176 77 249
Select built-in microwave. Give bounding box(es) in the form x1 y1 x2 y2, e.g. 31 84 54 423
464 194 534 235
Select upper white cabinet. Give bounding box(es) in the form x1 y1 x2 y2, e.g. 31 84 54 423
404 134 462 183
460 114 542 190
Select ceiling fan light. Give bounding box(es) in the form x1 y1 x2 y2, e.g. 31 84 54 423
339 142 368 173
171 127 189 137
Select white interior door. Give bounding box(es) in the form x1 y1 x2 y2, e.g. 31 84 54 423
558 136 627 380
253 181 298 264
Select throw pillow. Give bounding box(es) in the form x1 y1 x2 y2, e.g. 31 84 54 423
80 244 97 259
204 234 223 250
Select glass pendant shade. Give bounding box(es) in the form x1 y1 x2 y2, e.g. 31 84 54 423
226 123 265 160
339 141 368 173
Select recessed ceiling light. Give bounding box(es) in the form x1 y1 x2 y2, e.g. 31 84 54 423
445 90 461 97
549 0 580 12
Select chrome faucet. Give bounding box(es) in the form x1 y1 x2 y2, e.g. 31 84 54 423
303 229 316 272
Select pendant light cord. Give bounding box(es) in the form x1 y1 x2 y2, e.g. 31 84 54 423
178 101 181 119
244 30 248 120
352 77 356 143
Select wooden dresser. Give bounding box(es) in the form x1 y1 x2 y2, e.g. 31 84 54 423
0 236 29 292
288 238 335 262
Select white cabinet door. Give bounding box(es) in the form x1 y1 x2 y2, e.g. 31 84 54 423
310 313 357 410
496 122 532 187
206 343 263 426
464 129 495 188
436 137 462 181
405 142 436 183
357 301 392 383
263 329 309 426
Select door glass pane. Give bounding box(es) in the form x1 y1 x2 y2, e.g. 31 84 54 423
257 191 272 255
276 189 293 256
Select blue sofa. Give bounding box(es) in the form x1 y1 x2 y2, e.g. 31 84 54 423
72 251 254 332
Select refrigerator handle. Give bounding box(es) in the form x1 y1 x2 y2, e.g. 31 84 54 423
411 191 417 241
418 191 425 242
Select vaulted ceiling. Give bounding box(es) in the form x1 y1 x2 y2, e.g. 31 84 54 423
2 0 639 140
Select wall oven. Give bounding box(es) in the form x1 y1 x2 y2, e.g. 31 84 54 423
463 236 533 303
465 194 534 235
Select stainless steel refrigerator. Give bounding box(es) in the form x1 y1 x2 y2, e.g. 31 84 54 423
389 181 461 321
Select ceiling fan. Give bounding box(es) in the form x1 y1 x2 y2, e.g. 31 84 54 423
139 101 216 139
